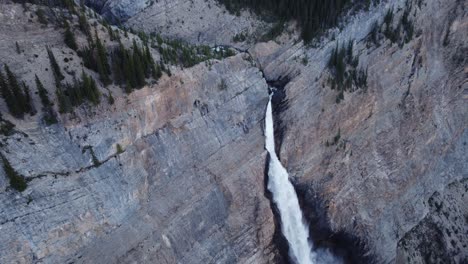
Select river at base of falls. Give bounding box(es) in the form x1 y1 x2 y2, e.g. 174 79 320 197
264 95 341 264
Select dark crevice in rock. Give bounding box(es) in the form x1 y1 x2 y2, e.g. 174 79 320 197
295 184 376 264
267 76 290 160
26 149 124 181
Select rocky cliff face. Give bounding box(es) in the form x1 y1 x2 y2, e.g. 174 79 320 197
0 3 280 263
0 53 280 263
249 0 467 262
0 0 466 263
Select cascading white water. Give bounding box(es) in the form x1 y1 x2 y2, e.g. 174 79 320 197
264 95 316 264
264 94 340 264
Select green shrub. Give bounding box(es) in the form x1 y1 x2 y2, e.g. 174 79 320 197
116 144 124 154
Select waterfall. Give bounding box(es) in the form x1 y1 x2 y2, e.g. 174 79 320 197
264 95 339 264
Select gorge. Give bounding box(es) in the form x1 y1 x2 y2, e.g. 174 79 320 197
0 0 466 263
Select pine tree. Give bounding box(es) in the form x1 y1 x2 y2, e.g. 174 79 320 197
22 82 35 115
46 47 64 83
152 63 162 81
78 45 97 71
64 25 78 51
124 50 137 89
81 70 100 105
143 40 161 80
0 70 20 117
35 75 58 125
4 65 29 117
88 76 100 104
217 0 369 43
111 48 124 85
35 75 51 106
56 84 71 113
94 30 111 85
78 11 90 37
1 153 27 192
132 50 145 88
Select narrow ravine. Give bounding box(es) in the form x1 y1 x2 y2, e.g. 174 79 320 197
264 93 340 264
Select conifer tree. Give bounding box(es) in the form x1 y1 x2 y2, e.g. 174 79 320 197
0 69 21 117
4 65 29 117
88 76 100 104
35 75 58 125
124 49 137 89
22 82 35 115
111 47 124 85
46 47 64 83
78 11 90 37
35 75 51 107
132 44 146 88
152 63 162 81
15 42 21 54
94 30 111 85
64 25 78 51
217 0 371 43
56 84 71 113
144 44 155 78
1 153 27 192
81 70 100 105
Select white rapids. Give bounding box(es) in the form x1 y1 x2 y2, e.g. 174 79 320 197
264 94 340 264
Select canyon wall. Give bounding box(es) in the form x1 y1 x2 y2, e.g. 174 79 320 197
0 0 466 263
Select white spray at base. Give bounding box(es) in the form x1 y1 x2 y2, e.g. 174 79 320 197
264 94 340 264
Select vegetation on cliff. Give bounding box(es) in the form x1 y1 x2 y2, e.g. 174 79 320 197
327 40 367 103
0 65 35 118
217 0 376 42
1 154 27 192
